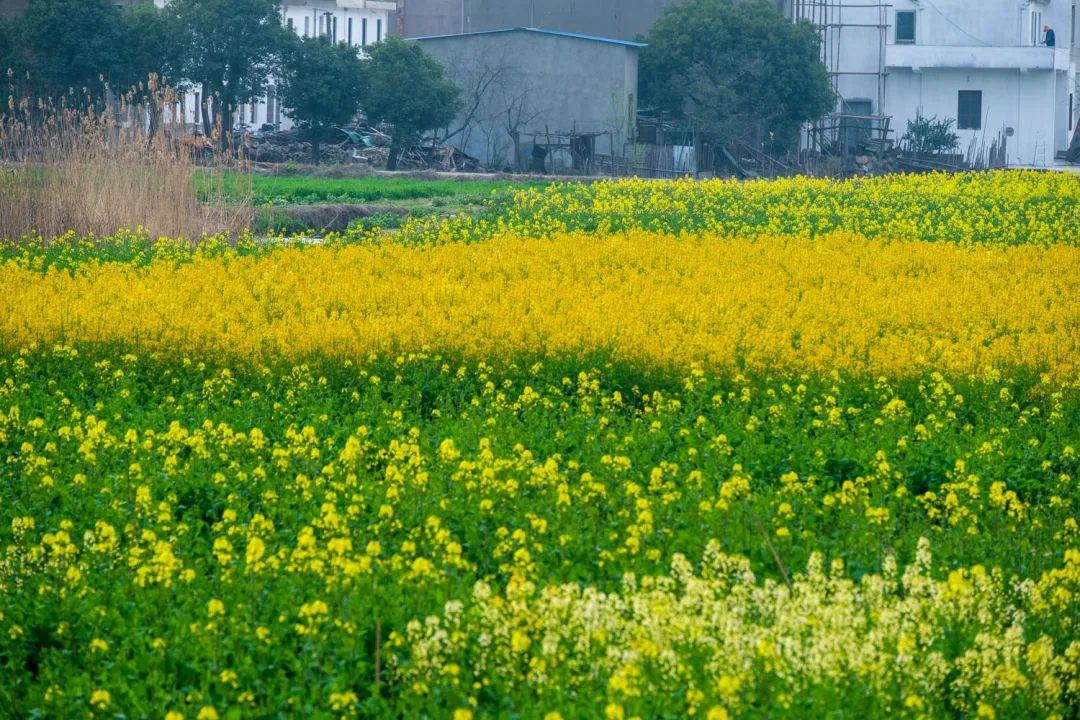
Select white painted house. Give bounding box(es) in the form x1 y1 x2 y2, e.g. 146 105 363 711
162 0 396 132
785 0 1078 167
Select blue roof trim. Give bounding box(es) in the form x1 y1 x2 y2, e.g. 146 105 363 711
411 26 647 48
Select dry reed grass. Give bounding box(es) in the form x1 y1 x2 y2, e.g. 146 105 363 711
0 81 251 241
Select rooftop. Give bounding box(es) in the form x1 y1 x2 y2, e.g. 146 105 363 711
411 26 647 48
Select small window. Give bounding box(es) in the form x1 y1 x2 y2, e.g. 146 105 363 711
895 11 915 43
348 18 353 45
377 18 382 42
362 18 368 45
958 90 982 130
304 16 309 37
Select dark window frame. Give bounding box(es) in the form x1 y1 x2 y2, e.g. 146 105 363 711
895 10 916 43
957 90 983 130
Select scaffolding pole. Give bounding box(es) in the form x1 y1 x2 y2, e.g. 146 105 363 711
788 0 893 156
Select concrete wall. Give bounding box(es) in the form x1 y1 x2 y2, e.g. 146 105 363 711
417 29 639 170
2 0 147 17
885 65 1069 165
0 0 29 17
398 0 682 40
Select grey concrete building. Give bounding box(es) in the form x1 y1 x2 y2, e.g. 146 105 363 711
1 0 146 17
394 0 681 41
416 27 642 171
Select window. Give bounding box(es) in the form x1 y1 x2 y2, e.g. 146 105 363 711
348 17 353 45
895 11 915 43
318 14 324 37
250 102 256 123
286 17 293 32
376 18 382 42
958 90 982 130
332 16 338 43
304 16 309 37
1030 9 1042 45
362 18 368 45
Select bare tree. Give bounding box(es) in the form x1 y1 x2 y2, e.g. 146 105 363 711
438 46 513 145
431 45 547 171
501 83 543 171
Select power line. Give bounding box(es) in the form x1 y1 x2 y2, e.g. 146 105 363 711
920 0 993 46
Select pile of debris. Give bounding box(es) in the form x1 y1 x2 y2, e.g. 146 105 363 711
246 126 394 166
395 141 483 172
243 127 483 172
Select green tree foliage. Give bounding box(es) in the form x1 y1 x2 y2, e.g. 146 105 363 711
277 36 367 164
640 0 834 152
362 37 461 170
114 3 185 95
0 0 181 108
12 0 121 101
169 0 289 137
0 18 24 105
902 113 960 155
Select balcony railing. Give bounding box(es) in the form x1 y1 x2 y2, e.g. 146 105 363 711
886 44 1070 71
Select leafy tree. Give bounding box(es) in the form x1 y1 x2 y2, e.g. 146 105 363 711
109 4 187 136
363 37 461 170
169 0 289 138
114 3 185 94
277 36 367 164
15 0 122 101
640 0 834 152
0 18 25 107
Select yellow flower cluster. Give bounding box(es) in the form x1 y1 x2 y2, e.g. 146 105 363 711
405 170 1080 246
2 231 1076 378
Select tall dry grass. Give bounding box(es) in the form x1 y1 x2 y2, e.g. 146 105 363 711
0 81 251 241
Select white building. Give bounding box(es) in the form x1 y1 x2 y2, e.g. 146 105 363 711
166 0 396 132
786 0 1078 167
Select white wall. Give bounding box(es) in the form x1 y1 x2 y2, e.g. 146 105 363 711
889 0 1071 49
886 66 1067 165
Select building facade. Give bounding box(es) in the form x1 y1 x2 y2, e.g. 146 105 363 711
416 27 641 171
784 0 1078 166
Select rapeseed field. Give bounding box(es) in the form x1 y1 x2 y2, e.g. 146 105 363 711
1 171 1078 719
